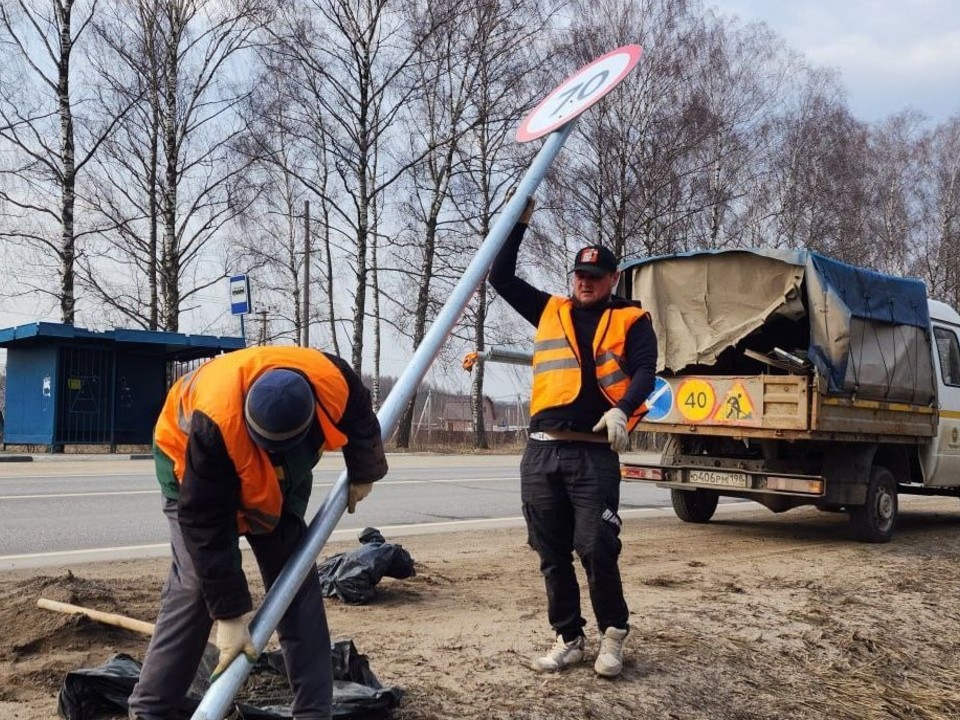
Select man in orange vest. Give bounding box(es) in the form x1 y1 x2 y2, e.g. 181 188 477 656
128 346 387 720
489 196 656 678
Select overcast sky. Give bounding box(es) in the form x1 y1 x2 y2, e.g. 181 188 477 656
711 0 960 122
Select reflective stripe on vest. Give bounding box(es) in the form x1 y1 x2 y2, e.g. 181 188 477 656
530 295 648 430
154 347 351 534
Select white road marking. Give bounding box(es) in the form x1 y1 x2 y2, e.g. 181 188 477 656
0 507 675 567
1 490 160 500
0 543 170 562
0 476 520 501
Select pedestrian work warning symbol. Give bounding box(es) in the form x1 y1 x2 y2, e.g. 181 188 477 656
714 382 755 422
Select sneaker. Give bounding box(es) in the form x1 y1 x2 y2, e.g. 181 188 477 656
531 634 585 672
594 626 629 677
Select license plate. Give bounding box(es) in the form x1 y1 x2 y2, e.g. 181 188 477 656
688 469 749 488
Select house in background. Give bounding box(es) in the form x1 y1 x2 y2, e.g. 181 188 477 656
437 395 496 432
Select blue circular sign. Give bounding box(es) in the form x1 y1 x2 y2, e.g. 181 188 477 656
643 377 673 421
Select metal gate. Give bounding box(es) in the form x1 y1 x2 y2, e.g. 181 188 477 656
57 346 113 445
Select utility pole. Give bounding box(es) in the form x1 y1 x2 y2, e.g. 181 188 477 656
302 200 310 347
258 309 268 345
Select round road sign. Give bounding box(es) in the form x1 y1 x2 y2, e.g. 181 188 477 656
643 377 674 422
677 378 716 423
516 44 643 143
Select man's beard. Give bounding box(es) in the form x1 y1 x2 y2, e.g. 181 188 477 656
571 293 610 309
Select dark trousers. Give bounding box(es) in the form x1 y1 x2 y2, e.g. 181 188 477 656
521 440 629 640
128 498 332 720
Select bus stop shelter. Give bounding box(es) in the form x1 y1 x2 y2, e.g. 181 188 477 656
0 322 245 452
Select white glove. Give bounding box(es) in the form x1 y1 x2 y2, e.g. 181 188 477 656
212 612 257 679
519 196 536 224
506 187 536 224
592 408 630 453
348 482 374 513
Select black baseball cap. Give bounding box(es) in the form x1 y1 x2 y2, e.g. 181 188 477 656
572 245 618 277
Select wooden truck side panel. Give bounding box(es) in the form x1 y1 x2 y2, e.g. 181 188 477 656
639 374 936 441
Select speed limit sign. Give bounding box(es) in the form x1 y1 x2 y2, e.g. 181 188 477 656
516 44 643 143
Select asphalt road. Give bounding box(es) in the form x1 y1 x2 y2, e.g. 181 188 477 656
0 452 673 569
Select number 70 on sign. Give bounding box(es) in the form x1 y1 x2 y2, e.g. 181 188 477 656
516 45 643 143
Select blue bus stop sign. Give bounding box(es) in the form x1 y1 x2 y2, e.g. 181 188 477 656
230 275 250 316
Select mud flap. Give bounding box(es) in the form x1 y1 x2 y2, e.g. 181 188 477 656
821 443 878 506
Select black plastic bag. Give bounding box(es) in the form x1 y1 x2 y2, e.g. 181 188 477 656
317 528 416 605
57 640 402 720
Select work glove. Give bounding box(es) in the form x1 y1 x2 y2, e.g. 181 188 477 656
506 187 536 225
348 482 374 513
519 195 536 224
212 612 257 680
592 408 630 453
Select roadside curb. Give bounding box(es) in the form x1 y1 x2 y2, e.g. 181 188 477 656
0 453 151 462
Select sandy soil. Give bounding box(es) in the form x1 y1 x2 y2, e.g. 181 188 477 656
5 497 960 720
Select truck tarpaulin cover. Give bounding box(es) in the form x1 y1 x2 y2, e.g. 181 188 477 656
56 640 402 719
622 248 935 404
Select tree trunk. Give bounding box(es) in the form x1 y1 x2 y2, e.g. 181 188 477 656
394 213 438 448
57 0 76 324
160 17 180 332
471 282 488 449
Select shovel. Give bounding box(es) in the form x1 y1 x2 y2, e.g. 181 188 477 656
37 597 223 686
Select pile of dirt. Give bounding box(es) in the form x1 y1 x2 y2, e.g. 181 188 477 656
5 499 960 719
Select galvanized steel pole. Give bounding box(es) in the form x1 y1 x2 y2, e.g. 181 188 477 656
191 120 577 719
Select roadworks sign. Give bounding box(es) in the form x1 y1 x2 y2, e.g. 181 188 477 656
713 381 755 423
640 376 763 427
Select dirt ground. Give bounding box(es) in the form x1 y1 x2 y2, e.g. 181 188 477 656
5 496 960 720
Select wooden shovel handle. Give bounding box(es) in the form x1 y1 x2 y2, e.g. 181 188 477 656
37 597 156 637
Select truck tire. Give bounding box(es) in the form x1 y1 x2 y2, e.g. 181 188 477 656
671 488 719 523
849 466 897 543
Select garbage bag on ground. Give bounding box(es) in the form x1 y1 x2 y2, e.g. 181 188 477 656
56 639 402 720
317 527 416 605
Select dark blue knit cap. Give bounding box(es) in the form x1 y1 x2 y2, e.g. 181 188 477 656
244 369 316 452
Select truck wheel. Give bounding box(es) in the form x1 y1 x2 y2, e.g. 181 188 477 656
849 467 898 543
671 488 719 523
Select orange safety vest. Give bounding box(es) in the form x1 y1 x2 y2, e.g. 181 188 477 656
154 346 350 534
531 295 648 430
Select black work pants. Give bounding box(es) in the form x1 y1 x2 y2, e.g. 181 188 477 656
520 440 629 640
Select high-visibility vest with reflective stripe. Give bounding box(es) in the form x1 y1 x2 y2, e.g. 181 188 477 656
531 295 648 430
154 346 350 534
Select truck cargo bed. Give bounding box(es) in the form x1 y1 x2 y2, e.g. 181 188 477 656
640 374 936 441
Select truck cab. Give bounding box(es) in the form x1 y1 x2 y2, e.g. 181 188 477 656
924 299 960 486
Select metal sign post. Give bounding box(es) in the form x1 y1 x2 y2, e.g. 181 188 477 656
229 275 251 344
192 44 642 719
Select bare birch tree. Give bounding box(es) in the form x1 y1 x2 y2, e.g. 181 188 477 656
78 0 164 328
863 111 930 275
446 2 549 448
78 0 268 332
0 0 127 323
923 117 960 306
234 58 315 346
389 0 516 447
540 0 711 265
270 0 450 374
752 69 867 257
682 15 788 250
